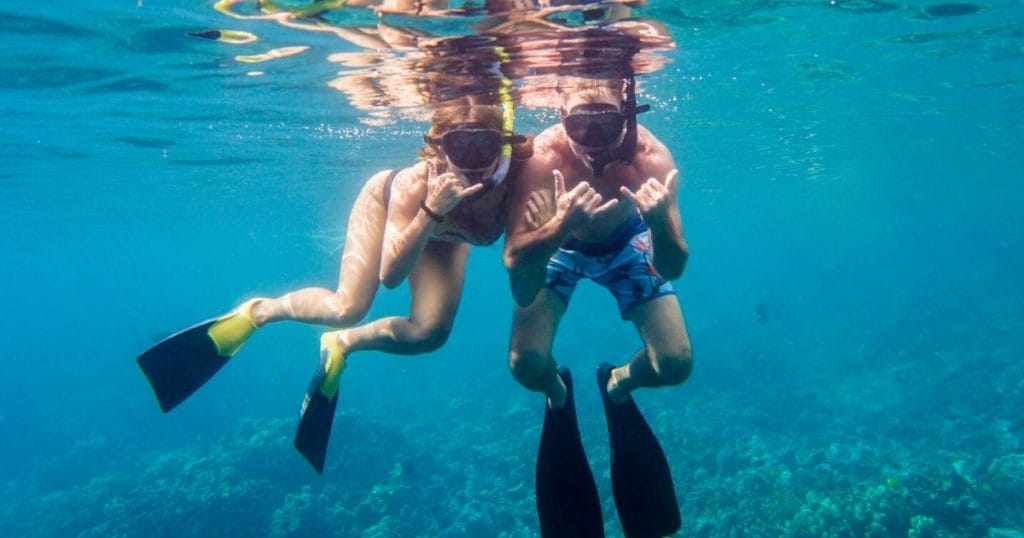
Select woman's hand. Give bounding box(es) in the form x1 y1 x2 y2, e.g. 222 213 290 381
422 161 485 218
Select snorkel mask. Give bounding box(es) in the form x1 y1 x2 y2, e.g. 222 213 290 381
423 80 520 190
561 75 650 177
426 124 524 186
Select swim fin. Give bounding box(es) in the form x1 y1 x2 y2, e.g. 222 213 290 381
294 332 347 474
598 362 680 538
137 299 260 412
535 366 604 537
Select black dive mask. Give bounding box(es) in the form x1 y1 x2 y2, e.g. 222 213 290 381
563 103 626 149
425 124 524 185
440 128 503 170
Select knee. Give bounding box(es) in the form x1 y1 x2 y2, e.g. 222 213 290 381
508 348 552 391
406 322 452 353
653 343 693 386
325 296 371 328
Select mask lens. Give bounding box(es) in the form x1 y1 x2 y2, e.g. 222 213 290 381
441 129 502 170
563 106 626 148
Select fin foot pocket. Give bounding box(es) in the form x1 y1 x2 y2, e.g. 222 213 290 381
207 298 261 357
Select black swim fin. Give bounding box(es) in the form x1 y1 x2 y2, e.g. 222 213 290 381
294 334 346 474
137 300 260 413
137 318 230 413
598 362 680 538
536 366 605 537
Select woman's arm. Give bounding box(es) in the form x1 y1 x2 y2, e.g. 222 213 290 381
380 162 484 288
379 164 436 288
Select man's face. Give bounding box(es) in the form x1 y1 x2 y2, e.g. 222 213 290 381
562 99 628 152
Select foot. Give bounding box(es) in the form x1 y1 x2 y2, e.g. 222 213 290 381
248 298 269 327
546 369 569 410
605 365 630 404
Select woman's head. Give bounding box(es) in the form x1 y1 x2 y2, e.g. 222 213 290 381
422 95 504 161
422 94 531 184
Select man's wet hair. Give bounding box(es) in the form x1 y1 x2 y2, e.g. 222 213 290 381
557 79 625 115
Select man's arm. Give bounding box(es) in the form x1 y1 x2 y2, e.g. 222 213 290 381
503 150 618 306
503 153 572 305
625 131 688 280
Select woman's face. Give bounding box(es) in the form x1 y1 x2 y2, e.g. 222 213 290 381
435 118 504 184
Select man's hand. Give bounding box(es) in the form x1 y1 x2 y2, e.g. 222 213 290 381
423 161 485 217
525 191 555 231
620 169 678 225
553 169 618 232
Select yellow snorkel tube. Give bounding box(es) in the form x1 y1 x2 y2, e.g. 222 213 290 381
489 46 516 187
490 79 516 186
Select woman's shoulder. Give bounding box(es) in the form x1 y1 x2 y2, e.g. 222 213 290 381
384 162 426 189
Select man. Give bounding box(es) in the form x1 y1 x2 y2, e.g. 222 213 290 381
503 76 692 537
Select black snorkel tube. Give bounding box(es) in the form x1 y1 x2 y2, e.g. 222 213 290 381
619 71 651 168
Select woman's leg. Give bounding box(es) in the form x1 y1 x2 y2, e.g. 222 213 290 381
249 171 392 328
329 239 470 355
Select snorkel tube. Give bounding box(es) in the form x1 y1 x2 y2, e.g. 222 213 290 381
618 68 650 167
489 81 515 186
487 46 515 187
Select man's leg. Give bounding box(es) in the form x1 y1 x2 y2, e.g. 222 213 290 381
597 294 689 537
508 288 569 407
511 289 604 536
606 293 693 402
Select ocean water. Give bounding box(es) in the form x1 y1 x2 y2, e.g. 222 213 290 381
2 0 1023 536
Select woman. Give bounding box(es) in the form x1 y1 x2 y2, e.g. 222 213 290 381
295 94 535 470
137 94 531 471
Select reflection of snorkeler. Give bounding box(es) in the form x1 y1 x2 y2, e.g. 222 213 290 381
137 94 531 473
504 76 689 537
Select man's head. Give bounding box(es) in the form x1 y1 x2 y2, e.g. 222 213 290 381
557 78 649 176
560 82 627 151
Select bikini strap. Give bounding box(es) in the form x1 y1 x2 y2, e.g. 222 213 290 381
382 168 400 210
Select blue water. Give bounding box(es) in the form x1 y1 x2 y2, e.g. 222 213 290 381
2 0 1023 536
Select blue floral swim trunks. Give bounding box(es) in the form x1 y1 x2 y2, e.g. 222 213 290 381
544 211 675 320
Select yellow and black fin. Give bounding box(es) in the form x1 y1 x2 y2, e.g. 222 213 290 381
294 333 347 473
136 300 261 412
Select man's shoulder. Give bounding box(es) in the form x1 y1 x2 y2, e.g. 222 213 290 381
520 127 569 179
636 124 668 151
531 124 569 156
634 125 674 168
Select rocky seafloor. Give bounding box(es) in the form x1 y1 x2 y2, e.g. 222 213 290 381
2 319 1022 537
